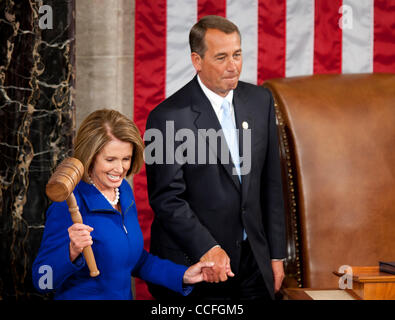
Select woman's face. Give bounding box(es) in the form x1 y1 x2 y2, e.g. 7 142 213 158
90 138 133 192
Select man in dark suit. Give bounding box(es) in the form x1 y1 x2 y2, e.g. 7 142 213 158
144 15 286 300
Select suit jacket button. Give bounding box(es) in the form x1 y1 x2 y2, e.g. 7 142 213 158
236 240 241 248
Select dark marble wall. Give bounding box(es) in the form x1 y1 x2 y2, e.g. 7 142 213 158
0 0 75 299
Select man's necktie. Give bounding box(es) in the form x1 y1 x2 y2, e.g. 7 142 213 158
220 99 241 181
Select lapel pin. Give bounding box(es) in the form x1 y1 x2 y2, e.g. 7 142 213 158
242 121 249 130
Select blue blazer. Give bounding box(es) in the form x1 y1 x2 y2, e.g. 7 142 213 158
32 179 191 299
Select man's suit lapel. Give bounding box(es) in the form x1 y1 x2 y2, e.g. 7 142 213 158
233 85 253 205
189 77 241 192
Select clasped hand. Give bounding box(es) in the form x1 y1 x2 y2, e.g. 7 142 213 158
200 246 234 283
183 247 234 284
184 247 234 283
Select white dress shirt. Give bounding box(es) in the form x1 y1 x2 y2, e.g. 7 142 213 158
197 75 236 126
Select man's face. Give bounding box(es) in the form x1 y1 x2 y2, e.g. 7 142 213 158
192 28 242 97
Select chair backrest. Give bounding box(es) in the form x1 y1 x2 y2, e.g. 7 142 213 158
264 73 395 288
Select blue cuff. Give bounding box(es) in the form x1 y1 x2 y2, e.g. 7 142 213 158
166 263 194 296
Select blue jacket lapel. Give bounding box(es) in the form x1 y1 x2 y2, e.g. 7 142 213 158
76 180 134 215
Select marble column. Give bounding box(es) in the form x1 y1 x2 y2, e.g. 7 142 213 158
0 0 75 299
75 0 134 128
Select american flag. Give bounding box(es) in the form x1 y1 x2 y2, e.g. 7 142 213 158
133 0 395 299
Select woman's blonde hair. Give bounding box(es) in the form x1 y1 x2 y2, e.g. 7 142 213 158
74 109 144 182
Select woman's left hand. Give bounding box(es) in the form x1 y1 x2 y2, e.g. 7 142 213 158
183 261 215 284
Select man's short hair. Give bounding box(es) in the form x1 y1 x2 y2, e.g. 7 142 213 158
189 15 241 57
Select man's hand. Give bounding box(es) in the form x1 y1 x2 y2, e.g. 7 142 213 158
271 260 285 292
200 246 235 283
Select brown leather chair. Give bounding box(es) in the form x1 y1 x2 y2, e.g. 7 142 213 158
264 73 395 290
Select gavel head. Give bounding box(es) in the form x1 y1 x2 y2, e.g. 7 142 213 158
46 157 84 202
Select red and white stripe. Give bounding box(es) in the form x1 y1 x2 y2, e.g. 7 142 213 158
134 0 395 299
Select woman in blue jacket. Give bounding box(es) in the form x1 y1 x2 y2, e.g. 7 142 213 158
32 109 213 300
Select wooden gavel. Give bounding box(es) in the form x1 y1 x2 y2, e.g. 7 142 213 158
46 157 100 277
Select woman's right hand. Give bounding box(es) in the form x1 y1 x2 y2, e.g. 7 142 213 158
68 223 94 262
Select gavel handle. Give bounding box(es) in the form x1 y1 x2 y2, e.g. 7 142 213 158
66 193 100 277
